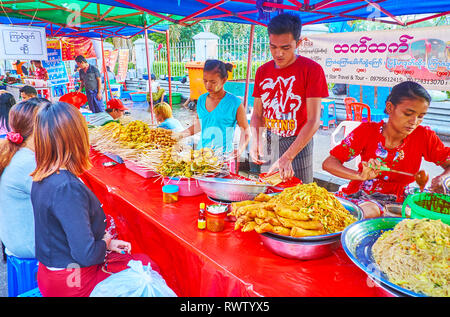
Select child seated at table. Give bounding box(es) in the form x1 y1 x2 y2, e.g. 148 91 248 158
153 102 184 132
322 81 449 218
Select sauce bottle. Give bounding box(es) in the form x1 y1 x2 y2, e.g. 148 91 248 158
198 202 206 230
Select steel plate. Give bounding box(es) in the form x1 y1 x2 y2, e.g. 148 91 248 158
341 217 426 297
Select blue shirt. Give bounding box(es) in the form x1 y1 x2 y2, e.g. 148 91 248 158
197 92 241 153
31 170 107 268
0 148 36 258
158 117 184 132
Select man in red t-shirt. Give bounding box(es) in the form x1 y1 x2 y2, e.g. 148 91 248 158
250 13 329 182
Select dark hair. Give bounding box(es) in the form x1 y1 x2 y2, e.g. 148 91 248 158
204 59 233 79
267 13 302 42
385 81 431 114
0 98 49 176
0 93 16 131
75 55 87 63
19 85 37 96
151 74 156 81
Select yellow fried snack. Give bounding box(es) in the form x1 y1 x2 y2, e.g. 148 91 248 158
254 222 274 234
276 217 324 230
254 193 273 202
255 217 265 225
242 221 258 232
272 226 291 236
265 216 282 227
274 205 310 221
235 203 264 218
290 226 326 237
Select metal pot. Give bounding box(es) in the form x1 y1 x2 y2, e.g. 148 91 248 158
260 233 340 260
196 177 269 202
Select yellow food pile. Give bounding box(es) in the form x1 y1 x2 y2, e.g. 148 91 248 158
158 147 222 178
100 120 177 149
230 183 357 237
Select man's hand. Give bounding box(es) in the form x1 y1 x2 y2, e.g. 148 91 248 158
268 154 294 181
249 141 266 165
96 92 102 101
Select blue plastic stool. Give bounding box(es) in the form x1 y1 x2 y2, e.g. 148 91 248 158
6 255 39 297
320 99 337 130
18 287 42 297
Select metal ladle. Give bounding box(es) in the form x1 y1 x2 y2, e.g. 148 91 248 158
369 165 429 192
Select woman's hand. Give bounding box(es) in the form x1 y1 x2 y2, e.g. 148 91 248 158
359 158 383 181
430 173 449 193
108 239 132 254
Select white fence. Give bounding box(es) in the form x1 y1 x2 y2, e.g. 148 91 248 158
151 36 272 80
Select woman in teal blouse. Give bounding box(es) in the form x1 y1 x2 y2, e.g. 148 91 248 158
181 60 250 157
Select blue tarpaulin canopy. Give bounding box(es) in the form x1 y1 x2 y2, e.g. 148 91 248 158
0 16 167 38
86 0 449 26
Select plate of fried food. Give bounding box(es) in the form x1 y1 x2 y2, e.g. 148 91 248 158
229 183 363 260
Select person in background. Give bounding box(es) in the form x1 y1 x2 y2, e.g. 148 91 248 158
75 55 104 113
249 13 328 183
180 59 250 159
153 102 184 132
147 74 165 105
30 101 158 297
322 81 450 218
31 61 49 81
13 60 28 76
0 98 50 259
0 92 16 135
89 98 128 127
19 85 37 101
106 66 115 82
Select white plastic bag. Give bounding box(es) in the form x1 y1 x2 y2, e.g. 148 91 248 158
90 260 177 297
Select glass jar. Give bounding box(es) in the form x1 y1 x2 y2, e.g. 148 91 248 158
206 205 228 232
162 185 179 203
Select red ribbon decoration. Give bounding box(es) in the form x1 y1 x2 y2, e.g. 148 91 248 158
6 132 24 144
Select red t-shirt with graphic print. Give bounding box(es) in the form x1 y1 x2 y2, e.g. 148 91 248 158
330 121 450 202
252 55 328 137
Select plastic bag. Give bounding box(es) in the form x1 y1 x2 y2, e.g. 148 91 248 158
90 260 177 297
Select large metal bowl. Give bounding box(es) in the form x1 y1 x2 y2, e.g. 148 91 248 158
196 177 269 202
260 233 340 260
259 197 363 260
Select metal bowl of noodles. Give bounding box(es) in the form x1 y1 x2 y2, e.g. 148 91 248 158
196 177 269 202
259 197 363 260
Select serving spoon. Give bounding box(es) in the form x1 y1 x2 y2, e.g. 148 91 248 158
369 165 429 192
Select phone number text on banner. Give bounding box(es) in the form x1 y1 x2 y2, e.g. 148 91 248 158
298 26 450 91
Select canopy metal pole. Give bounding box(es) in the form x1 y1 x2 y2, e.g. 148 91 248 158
101 37 110 103
165 29 172 108
144 24 154 123
243 24 255 111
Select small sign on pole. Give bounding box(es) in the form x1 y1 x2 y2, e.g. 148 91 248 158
0 25 47 60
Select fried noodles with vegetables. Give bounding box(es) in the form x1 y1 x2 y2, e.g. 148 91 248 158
372 218 450 297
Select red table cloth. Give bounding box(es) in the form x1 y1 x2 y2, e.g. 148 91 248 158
79 150 387 297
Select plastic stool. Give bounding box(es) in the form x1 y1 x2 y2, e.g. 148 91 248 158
7 255 39 297
344 97 357 120
18 287 42 297
320 99 337 130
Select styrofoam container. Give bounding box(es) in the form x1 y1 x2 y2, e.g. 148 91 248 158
163 177 204 196
124 160 158 178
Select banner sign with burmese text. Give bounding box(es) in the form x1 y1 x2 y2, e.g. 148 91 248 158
297 26 450 91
